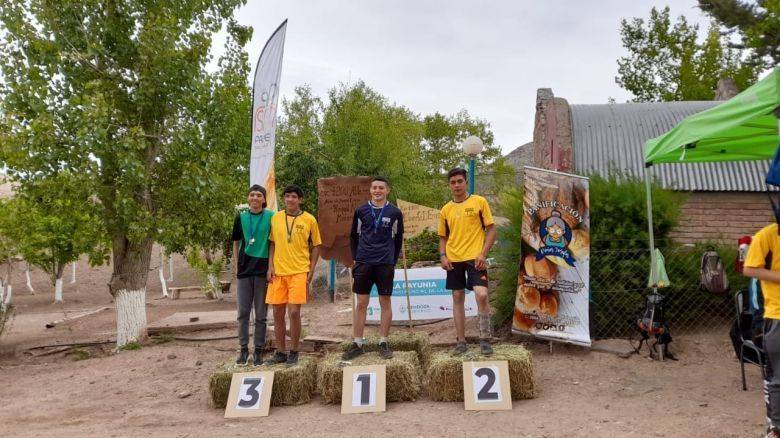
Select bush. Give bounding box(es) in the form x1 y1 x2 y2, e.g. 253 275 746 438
589 172 686 249
402 229 439 266
490 188 524 325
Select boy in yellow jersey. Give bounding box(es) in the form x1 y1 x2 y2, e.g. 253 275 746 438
744 223 780 438
438 167 497 356
265 185 321 366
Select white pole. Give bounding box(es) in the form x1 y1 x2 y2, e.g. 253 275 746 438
645 165 657 290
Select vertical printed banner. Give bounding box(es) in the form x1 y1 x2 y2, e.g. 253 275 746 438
250 20 287 211
513 167 591 346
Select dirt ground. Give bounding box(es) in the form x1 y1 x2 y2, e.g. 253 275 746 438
0 253 769 437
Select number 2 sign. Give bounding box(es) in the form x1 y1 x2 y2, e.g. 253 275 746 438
224 371 275 418
341 365 386 414
462 361 512 411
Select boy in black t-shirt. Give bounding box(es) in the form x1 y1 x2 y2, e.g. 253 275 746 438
343 177 404 360
231 185 273 365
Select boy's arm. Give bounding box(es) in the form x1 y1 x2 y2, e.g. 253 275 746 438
744 266 780 283
475 224 497 270
439 236 453 270
267 242 275 283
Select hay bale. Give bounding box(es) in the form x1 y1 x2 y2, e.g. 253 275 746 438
426 344 535 402
317 351 422 404
339 331 432 370
208 357 318 408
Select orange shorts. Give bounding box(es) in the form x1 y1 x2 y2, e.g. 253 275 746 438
266 272 308 305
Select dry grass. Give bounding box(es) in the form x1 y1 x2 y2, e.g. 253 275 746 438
426 344 535 402
208 356 318 408
339 331 432 370
317 351 422 404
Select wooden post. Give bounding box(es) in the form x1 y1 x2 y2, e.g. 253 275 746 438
402 244 413 329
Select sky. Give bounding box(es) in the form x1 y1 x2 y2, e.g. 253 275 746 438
229 1 712 155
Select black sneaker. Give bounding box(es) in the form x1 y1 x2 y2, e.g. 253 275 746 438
285 351 299 367
342 342 365 360
378 341 393 359
236 347 249 365
480 340 493 356
253 347 264 366
452 341 468 356
264 351 287 365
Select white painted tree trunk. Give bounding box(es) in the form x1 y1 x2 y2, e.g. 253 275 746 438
25 265 35 294
167 255 174 282
70 262 76 284
4 285 11 306
159 265 169 298
116 289 147 346
54 277 63 303
207 273 222 300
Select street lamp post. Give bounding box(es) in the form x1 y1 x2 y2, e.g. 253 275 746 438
461 135 484 195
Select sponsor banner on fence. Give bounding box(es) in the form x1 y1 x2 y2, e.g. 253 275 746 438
513 167 591 346
366 267 478 321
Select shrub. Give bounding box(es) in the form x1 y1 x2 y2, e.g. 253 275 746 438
490 188 524 325
402 229 439 266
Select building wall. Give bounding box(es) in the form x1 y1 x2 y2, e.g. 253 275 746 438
670 192 774 244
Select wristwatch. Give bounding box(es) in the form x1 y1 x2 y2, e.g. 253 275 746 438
439 252 447 257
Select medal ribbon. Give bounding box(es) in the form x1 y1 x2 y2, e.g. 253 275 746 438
369 201 387 233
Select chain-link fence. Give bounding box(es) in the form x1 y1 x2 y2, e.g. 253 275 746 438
590 245 747 339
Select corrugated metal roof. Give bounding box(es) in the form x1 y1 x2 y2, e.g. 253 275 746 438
570 101 772 191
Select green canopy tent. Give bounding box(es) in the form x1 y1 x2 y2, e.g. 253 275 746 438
643 67 780 287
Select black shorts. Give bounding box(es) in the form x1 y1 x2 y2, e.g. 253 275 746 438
352 262 395 296
446 260 488 291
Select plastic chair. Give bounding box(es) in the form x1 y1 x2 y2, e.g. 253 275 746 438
735 289 766 390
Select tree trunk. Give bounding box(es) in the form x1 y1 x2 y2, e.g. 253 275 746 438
159 246 169 299
70 262 77 284
25 263 35 294
110 235 153 346
167 255 174 282
54 263 65 303
2 259 13 306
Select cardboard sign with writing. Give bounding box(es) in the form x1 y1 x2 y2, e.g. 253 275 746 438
341 364 386 414
397 199 440 238
224 371 275 418
317 176 372 265
462 361 512 411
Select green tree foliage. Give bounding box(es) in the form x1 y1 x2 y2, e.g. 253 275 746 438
698 0 780 69
276 82 504 214
14 173 108 297
589 172 686 250
490 188 524 326
0 0 249 345
616 6 761 102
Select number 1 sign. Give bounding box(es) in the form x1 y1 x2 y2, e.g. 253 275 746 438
341 365 386 414
462 361 512 411
224 371 275 418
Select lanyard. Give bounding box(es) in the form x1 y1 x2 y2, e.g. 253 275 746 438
368 201 387 232
285 211 301 243
248 210 264 245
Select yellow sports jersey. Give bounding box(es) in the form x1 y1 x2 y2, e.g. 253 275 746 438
438 195 495 262
269 211 322 276
746 223 780 319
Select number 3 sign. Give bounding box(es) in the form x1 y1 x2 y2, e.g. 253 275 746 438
462 361 512 411
224 371 275 418
341 365 386 414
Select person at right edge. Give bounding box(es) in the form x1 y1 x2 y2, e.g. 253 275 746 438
438 167 497 356
744 222 780 438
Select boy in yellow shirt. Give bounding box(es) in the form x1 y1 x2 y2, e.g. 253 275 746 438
265 185 321 366
744 223 780 438
438 168 497 356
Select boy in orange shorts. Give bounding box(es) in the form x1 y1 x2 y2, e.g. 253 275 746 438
265 185 321 366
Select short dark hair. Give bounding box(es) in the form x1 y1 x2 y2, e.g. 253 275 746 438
282 185 304 198
447 167 468 180
248 184 268 208
371 176 390 187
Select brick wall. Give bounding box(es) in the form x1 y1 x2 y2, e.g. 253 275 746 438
669 192 774 244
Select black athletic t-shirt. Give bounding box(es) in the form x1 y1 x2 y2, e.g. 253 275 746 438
231 213 269 278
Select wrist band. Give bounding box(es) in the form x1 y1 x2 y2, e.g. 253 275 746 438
439 252 446 257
